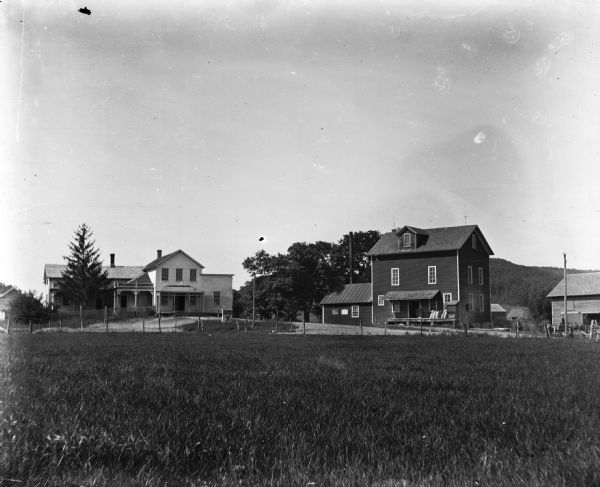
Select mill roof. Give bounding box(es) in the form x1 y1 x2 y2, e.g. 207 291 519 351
320 283 372 305
547 272 600 298
367 225 493 256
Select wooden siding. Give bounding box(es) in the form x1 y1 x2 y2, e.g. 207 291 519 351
323 303 371 325
458 236 491 324
372 251 458 324
550 296 600 325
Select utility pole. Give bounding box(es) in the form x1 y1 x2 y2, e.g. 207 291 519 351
252 273 256 329
563 252 568 336
349 231 353 284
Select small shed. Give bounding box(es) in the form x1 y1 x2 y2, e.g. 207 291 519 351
490 303 507 322
547 272 600 326
320 283 372 325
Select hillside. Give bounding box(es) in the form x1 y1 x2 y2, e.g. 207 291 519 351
489 258 596 320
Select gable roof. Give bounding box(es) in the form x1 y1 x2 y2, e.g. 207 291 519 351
44 264 144 281
0 287 18 299
120 273 154 287
367 225 493 256
143 250 205 272
320 283 372 305
547 272 600 298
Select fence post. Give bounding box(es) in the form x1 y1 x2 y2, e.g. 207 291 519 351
175 315 178 328
201 318 205 333
303 318 306 335
275 310 279 333
244 318 247 333
197 317 200 333
290 319 293 332
29 320 32 333
463 322 468 337
142 318 145 333
420 317 423 335
6 318 9 334
59 316 62 333
158 313 162 333
384 320 387 335
360 319 363 335
236 318 240 332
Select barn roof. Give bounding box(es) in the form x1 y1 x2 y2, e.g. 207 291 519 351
490 303 507 313
320 283 372 305
547 272 600 298
367 225 493 256
143 250 205 272
43 264 144 281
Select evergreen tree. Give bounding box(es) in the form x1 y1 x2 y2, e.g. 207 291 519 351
60 223 109 310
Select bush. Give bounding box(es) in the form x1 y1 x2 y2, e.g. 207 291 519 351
9 290 56 324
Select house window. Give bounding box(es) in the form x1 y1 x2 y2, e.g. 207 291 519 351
428 266 437 285
403 233 411 248
466 294 474 312
467 266 473 284
478 267 484 285
161 268 169 281
341 309 349 315
378 295 385 306
190 295 197 306
160 294 168 306
479 294 485 312
472 235 477 249
213 291 221 306
176 268 183 281
190 269 197 281
332 308 339 315
443 293 452 304
391 268 400 286
351 305 359 318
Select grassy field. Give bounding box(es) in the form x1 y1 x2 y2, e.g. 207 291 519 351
1 334 600 486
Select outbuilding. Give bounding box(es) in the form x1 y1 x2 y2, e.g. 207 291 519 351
547 272 600 326
320 283 372 325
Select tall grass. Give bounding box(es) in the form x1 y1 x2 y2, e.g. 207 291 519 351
1 334 600 486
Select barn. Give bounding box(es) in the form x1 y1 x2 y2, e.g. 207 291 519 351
320 283 372 325
547 272 600 326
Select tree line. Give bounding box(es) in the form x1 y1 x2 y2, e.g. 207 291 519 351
235 231 381 321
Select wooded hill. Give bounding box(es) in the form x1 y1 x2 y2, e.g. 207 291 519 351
489 258 597 320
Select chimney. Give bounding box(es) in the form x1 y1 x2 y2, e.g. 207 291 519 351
157 249 162 259
110 253 115 268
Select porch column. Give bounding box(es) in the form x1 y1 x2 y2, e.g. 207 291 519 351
157 292 161 315
113 289 117 314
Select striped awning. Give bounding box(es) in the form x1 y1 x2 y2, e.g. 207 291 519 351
385 290 439 301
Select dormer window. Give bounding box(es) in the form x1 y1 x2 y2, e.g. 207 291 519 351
403 233 412 248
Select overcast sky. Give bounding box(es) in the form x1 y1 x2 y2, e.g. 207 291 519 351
2 0 599 293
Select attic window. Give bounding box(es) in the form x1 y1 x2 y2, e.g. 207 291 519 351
403 233 412 248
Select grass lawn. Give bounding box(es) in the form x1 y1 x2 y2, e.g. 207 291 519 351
1 334 600 486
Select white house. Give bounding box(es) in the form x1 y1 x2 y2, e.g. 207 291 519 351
0 287 18 320
43 249 233 316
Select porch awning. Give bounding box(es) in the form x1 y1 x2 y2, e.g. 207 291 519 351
160 286 204 293
385 290 440 301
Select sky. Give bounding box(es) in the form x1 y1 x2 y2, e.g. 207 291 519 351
2 0 600 294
